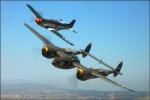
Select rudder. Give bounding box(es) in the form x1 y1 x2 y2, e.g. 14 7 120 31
113 61 123 77
69 19 76 28
82 43 92 58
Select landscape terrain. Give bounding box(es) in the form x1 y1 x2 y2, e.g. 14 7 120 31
1 83 149 100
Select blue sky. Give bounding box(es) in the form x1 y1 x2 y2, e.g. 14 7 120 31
1 1 149 91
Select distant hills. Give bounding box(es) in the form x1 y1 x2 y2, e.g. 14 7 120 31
1 83 149 100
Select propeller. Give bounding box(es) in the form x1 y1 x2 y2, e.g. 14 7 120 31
30 10 44 23
32 46 41 58
31 34 51 58
68 74 79 88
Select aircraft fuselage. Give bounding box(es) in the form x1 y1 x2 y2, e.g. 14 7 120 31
35 18 70 31
52 55 80 69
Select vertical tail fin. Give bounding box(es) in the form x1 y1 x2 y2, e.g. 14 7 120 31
82 43 92 58
113 61 123 77
69 19 76 28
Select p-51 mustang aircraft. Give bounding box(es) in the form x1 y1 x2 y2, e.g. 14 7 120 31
24 23 134 93
26 4 76 46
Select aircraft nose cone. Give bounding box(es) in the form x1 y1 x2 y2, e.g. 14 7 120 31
35 18 42 24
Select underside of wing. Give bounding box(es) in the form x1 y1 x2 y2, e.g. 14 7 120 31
26 4 43 18
48 28 55 31
24 23 53 46
56 50 68 58
91 70 135 93
50 29 74 46
73 62 87 70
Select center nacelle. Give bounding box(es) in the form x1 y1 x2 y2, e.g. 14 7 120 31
52 56 80 69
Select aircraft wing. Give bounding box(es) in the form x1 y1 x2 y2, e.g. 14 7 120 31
56 50 69 58
49 29 75 46
73 62 87 70
91 70 135 93
80 49 123 75
73 62 134 93
26 4 43 18
24 23 54 47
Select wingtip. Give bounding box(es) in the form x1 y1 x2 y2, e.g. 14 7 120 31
24 23 28 27
26 4 30 7
24 23 27 26
70 43 75 46
130 90 135 94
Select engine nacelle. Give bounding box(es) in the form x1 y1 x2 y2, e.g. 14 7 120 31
42 46 57 59
76 68 96 81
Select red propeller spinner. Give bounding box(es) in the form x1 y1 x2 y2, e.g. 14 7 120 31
35 18 43 24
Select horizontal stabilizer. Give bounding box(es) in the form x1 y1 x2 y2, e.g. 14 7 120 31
80 51 123 75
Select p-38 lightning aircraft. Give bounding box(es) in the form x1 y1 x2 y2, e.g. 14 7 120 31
24 23 134 93
26 4 76 46
24 23 90 69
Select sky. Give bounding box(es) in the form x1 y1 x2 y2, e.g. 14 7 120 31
1 1 149 92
